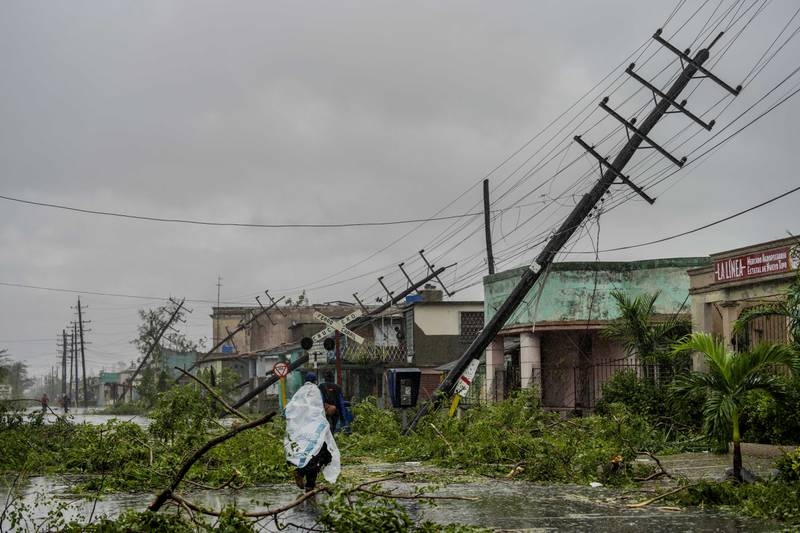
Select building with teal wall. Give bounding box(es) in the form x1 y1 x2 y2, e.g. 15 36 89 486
482 257 709 411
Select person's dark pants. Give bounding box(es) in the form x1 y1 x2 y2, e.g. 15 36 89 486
295 443 332 491
326 414 338 433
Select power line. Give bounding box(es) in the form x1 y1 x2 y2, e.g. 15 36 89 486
0 281 232 305
0 193 500 229
568 183 800 254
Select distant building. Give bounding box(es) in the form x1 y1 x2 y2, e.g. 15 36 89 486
401 285 484 402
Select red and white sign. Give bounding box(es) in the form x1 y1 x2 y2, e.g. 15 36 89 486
714 246 794 283
272 361 290 378
453 359 480 398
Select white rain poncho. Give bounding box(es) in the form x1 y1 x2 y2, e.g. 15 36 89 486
283 382 341 483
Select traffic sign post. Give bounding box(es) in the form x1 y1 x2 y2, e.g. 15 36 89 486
272 362 290 408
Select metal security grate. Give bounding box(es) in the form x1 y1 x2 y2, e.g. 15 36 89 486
460 311 484 344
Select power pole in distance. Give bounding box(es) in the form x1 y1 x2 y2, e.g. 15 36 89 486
483 179 495 275
77 297 89 408
61 329 67 397
72 322 78 405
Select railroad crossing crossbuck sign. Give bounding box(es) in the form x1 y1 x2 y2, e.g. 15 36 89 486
312 310 365 345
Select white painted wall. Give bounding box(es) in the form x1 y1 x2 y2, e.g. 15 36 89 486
414 304 483 336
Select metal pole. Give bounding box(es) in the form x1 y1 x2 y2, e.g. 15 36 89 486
335 330 342 385
405 45 712 433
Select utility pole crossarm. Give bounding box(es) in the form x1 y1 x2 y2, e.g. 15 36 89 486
419 250 453 297
652 29 742 96
599 99 686 167
573 135 655 204
625 64 714 131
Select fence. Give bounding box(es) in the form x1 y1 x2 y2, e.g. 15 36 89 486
500 358 688 411
337 343 409 364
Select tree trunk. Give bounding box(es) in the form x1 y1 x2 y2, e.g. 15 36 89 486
732 416 742 482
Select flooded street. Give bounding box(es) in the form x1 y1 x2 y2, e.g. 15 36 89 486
27 406 152 428
3 411 789 530
2 460 782 531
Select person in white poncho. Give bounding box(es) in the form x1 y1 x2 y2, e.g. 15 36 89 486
284 372 341 492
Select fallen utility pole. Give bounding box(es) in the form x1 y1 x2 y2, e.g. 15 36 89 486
185 295 283 373
405 30 737 433
229 264 455 412
121 299 186 402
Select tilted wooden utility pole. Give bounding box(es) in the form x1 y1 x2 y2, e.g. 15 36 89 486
229 263 455 412
405 29 740 433
121 299 186 402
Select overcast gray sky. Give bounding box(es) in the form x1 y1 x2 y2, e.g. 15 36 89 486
2 1 799 378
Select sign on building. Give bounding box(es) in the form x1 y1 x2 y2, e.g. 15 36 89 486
714 246 795 283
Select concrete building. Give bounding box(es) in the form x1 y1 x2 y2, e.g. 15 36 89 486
482 258 708 412
688 236 799 364
402 285 484 400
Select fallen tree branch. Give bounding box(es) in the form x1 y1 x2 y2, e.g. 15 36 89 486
356 487 478 501
148 411 275 512
169 487 327 518
627 482 702 508
175 366 250 422
634 451 674 482
429 423 454 457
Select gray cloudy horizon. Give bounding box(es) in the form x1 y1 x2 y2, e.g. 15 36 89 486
2 1 799 378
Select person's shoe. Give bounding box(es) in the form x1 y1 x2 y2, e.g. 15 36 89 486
294 471 305 489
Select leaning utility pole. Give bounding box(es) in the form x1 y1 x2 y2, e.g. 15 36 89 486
230 263 455 412
77 297 88 408
405 29 740 432
121 299 186 402
186 295 283 373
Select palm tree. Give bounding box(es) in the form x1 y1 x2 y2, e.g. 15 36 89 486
671 332 796 481
602 290 691 380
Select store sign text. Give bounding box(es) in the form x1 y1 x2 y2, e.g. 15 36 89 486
714 247 792 283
